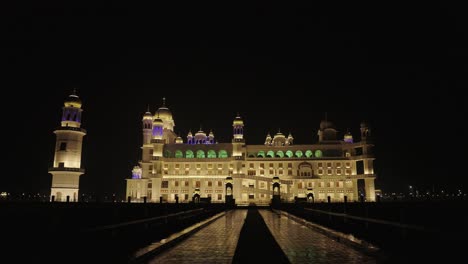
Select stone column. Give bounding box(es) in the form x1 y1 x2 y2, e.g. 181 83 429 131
364 178 376 202
352 179 359 202
153 178 162 203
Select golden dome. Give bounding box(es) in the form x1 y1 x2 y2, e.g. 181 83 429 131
155 107 173 121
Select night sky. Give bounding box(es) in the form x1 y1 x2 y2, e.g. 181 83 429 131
3 2 467 199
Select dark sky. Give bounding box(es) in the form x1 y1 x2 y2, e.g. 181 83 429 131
3 2 467 199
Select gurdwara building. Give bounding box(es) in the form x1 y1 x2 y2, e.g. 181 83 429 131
126 100 376 204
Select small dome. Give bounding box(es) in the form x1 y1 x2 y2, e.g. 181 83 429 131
143 111 153 120
194 129 207 143
233 115 244 126
344 131 353 143
131 166 142 179
209 131 214 137
175 136 183 144
274 131 285 138
195 130 206 137
66 94 81 103
272 130 287 146
64 92 82 107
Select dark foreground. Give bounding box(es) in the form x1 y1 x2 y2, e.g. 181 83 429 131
1 201 467 263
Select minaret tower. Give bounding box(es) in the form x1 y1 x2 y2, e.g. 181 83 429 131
49 90 86 202
232 114 245 157
142 106 153 145
232 113 244 142
359 120 376 201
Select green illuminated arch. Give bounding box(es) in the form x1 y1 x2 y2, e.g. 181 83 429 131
207 150 217 158
276 151 284 158
305 150 313 158
267 151 275 158
186 150 194 158
285 150 293 158
218 150 228 158
196 150 206 158
257 151 265 158
295 150 303 158
164 150 171 158
175 150 183 158
315 150 323 158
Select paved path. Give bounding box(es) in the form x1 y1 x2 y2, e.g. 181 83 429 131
147 210 247 264
259 209 376 263
146 209 378 263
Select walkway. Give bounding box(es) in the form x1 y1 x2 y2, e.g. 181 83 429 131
259 210 376 263
145 209 378 263
147 210 247 264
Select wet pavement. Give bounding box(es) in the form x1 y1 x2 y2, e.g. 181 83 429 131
259 210 377 263
146 209 378 263
147 210 247 264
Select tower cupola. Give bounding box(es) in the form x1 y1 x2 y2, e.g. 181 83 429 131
232 114 244 141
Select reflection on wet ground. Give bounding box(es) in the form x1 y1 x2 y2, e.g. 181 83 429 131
147 210 247 264
147 209 378 264
259 210 377 264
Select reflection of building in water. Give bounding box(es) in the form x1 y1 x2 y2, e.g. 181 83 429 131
126 99 376 204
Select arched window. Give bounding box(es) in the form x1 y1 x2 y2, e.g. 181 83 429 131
276 151 284 158
298 162 313 177
164 150 171 158
295 150 303 158
186 150 194 158
257 151 265 158
305 150 313 158
218 150 228 158
267 151 275 158
315 150 323 158
196 150 205 158
175 150 183 158
286 150 293 158
207 150 217 158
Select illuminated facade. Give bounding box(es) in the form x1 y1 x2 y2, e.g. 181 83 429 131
49 91 86 202
126 100 376 204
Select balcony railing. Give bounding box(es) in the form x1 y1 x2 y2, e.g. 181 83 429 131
55 127 87 133
48 167 85 173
